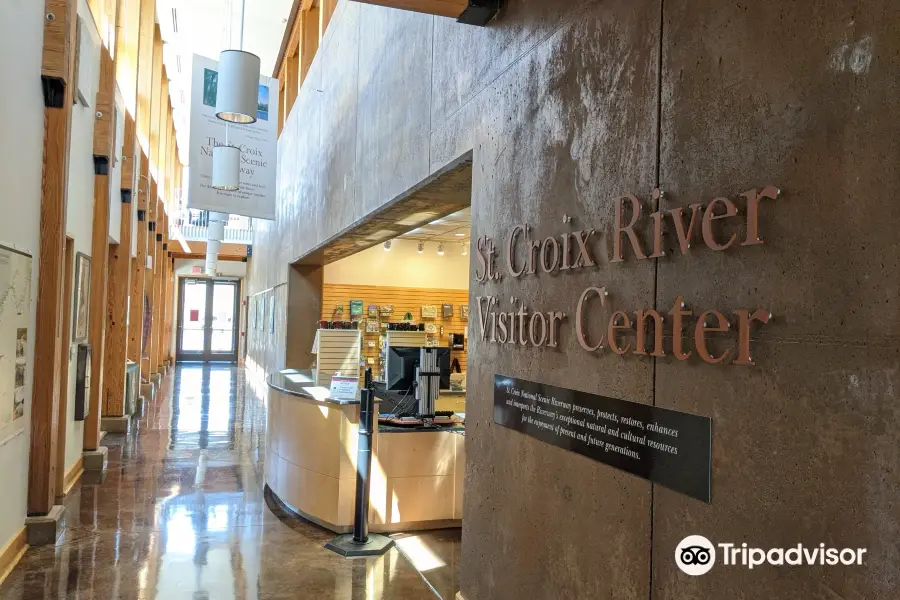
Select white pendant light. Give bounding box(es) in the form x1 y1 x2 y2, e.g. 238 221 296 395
212 144 240 190
215 0 260 124
205 250 218 275
215 50 260 124
417 242 424 254
383 240 392 252
461 242 468 256
437 243 444 256
208 218 226 241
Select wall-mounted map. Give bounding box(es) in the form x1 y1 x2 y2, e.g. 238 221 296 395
0 245 32 441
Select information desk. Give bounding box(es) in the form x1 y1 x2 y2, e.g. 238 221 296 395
266 369 465 533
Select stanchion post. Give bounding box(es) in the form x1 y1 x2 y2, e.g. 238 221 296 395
325 368 394 557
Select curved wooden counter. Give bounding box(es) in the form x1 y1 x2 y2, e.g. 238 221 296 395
266 370 464 533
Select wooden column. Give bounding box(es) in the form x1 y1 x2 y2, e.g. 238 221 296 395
102 0 141 416
128 152 148 373
155 210 165 370
30 0 78 516
148 28 163 178
85 45 118 451
150 199 164 374
102 123 135 417
135 0 155 151
142 185 157 377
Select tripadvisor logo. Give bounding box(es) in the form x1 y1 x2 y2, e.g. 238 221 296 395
675 535 867 576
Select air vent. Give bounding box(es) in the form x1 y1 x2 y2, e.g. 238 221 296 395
171 7 178 34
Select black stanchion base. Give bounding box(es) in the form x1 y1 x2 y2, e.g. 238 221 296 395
325 533 395 558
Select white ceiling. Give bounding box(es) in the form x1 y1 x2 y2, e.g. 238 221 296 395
400 207 471 243
157 0 294 166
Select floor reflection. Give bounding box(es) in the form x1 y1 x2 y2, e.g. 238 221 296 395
0 364 448 600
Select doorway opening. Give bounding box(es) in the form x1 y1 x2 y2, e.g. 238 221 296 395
176 277 240 362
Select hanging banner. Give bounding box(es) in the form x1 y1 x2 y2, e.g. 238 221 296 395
188 54 279 220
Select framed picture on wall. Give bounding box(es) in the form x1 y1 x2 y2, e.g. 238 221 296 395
72 252 91 343
269 295 276 334
350 299 364 317
257 297 264 330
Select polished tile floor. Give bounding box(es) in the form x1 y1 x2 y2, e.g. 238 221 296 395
0 364 460 600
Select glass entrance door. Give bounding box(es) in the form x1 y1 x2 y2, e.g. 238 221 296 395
177 278 240 362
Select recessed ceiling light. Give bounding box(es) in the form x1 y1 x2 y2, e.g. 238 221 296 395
454 233 465 237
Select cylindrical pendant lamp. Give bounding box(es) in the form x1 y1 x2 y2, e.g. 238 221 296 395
212 145 240 191
208 219 226 241
205 252 218 276
215 50 260 124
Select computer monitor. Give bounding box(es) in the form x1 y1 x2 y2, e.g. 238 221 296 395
387 346 451 392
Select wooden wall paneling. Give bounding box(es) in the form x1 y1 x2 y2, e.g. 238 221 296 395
154 77 168 188
300 7 319 84
114 0 140 113
31 0 79 516
285 51 299 119
148 27 162 179
86 38 120 451
135 0 155 151
161 100 171 201
166 120 174 210
54 238 75 499
277 73 286 136
319 0 338 41
320 284 470 381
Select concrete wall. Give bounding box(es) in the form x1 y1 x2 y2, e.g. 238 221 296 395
249 1 900 598
323 238 470 289
0 0 46 554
